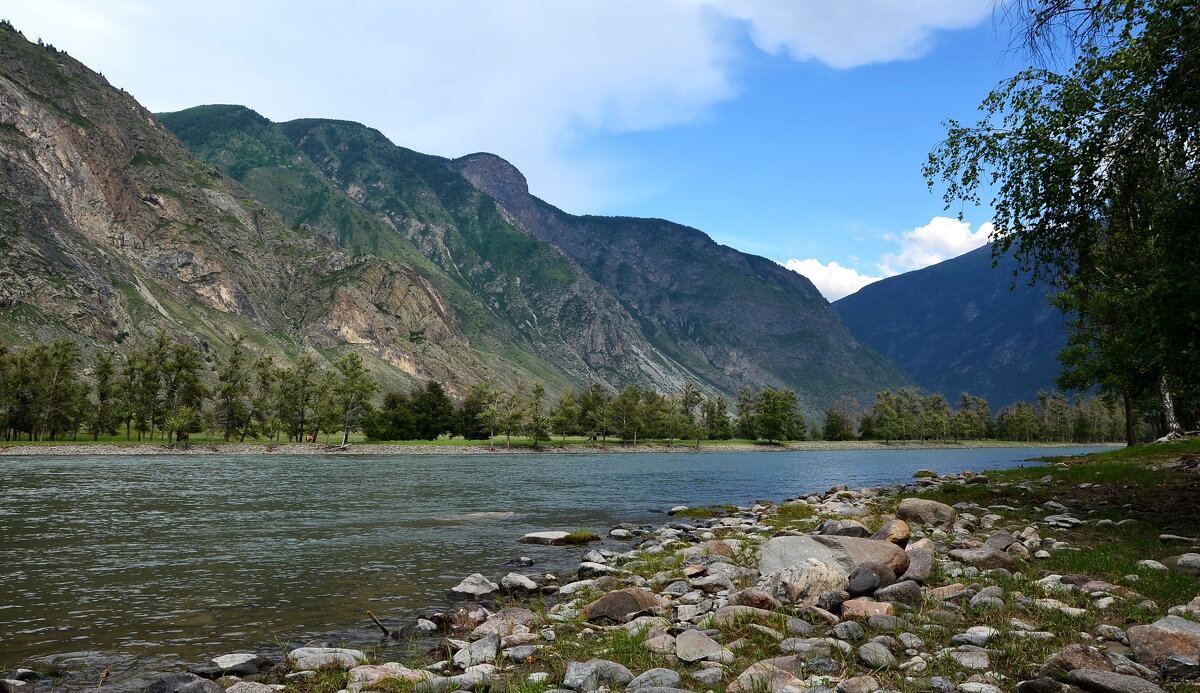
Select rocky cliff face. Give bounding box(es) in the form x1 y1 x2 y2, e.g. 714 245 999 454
0 25 482 391
833 244 1067 409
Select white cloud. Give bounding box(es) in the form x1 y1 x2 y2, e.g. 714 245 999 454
700 0 993 69
783 259 883 301
2 0 993 211
878 216 993 274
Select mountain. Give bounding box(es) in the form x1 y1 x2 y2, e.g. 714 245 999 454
0 22 912 411
158 108 912 410
449 153 909 412
0 23 484 392
832 244 1068 409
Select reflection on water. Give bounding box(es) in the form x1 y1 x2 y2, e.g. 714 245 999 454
0 447 1106 675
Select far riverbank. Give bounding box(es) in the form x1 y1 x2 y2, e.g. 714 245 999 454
0 440 1119 456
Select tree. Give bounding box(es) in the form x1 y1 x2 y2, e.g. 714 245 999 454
549 389 580 444
249 355 280 441
757 389 800 443
279 354 318 442
579 382 613 444
920 394 951 441
524 382 550 447
925 0 1200 442
161 342 208 443
214 336 252 442
457 382 496 440
88 351 119 440
679 382 703 447
734 386 758 440
332 352 378 445
412 381 455 440
611 386 644 446
702 396 733 441
822 408 855 441
497 381 527 447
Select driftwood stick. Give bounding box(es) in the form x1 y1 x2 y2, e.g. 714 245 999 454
367 610 390 637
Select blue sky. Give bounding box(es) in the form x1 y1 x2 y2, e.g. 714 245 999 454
4 1 1027 300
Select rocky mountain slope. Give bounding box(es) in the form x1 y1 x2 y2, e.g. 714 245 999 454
449 153 909 411
0 24 484 392
158 107 912 410
833 244 1067 408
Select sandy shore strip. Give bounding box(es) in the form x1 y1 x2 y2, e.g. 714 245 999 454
0 440 1115 456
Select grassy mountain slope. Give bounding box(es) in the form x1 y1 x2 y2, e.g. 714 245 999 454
833 244 1067 409
450 153 913 412
161 106 699 394
0 24 484 392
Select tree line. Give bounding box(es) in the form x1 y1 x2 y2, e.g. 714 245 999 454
0 335 376 444
0 335 1129 445
824 389 1131 444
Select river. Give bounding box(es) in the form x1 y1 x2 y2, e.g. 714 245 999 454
0 446 1105 679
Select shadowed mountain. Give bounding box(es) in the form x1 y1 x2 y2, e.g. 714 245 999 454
833 244 1068 409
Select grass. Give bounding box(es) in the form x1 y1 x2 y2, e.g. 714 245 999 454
561 531 602 545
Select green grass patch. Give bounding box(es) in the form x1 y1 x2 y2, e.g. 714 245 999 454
562 530 601 545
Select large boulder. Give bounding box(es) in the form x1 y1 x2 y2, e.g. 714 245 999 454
519 531 571 545
582 588 664 623
1128 616 1200 667
948 547 1017 571
288 647 366 670
347 664 436 693
896 498 957 529
449 574 500 601
870 519 911 546
141 674 223 693
758 535 909 577
187 653 274 679
762 558 847 606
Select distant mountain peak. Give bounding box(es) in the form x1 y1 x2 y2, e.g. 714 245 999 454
452 152 530 204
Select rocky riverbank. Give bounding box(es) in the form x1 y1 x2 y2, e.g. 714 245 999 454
4 447 1198 693
0 441 1113 456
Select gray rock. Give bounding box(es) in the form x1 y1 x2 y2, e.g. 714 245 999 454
223 683 277 693
503 645 540 660
758 535 909 576
1161 654 1200 680
520 531 571 545
785 618 814 636
1068 668 1166 693
450 573 501 600
815 519 871 537
1128 615 1200 667
453 633 500 668
288 647 365 670
586 659 634 687
501 572 539 593
867 614 904 631
874 579 923 608
762 558 847 606
779 638 833 658
857 642 897 669
628 669 681 689
816 589 851 613
847 562 896 596
141 674 224 693
947 647 991 670
948 547 1017 571
676 629 729 663
901 547 935 583
689 668 724 686
836 675 881 693
952 626 999 646
563 661 598 692
188 653 274 679
896 498 957 529
831 621 866 642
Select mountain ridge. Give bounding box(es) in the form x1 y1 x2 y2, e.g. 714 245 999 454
833 244 1068 409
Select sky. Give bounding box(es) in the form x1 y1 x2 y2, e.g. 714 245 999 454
3 1 1028 301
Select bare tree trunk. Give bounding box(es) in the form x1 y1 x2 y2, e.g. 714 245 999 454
1123 392 1136 448
1159 372 1183 438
